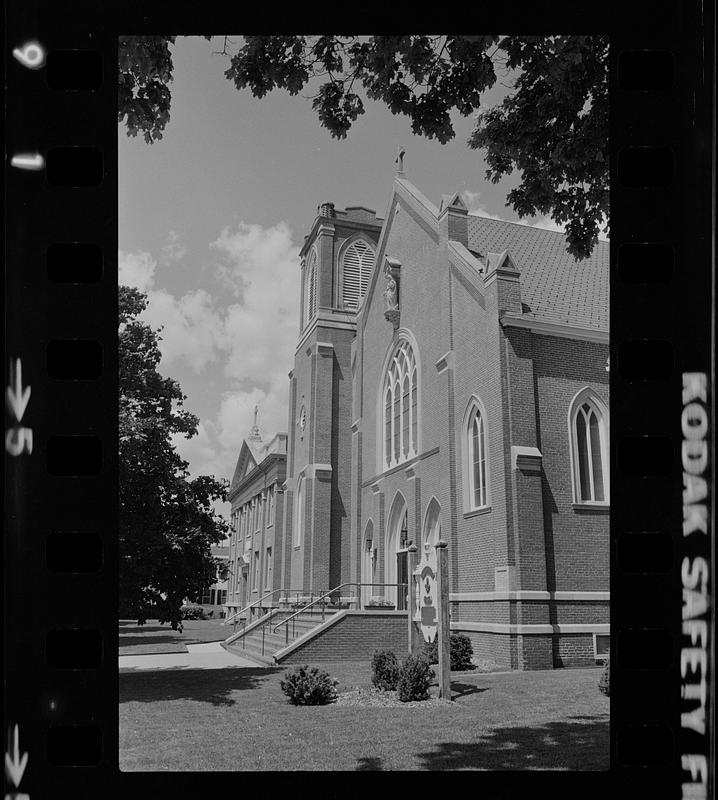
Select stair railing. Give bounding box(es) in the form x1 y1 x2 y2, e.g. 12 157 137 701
224 587 307 628
272 582 408 645
223 587 332 650
223 587 312 649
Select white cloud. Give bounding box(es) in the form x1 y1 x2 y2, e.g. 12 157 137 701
160 229 187 264
118 250 156 293
529 215 566 233
171 420 217 476
119 249 224 372
461 190 515 222
211 222 300 386
120 222 301 518
463 189 611 241
144 288 225 372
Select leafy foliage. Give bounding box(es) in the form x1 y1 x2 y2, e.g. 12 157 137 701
119 286 229 630
422 633 475 671
598 656 610 696
118 37 175 144
397 654 434 702
280 665 338 705
371 650 401 690
469 36 608 259
118 35 607 259
366 596 394 608
180 604 206 620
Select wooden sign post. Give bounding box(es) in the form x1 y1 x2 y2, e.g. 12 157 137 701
413 539 451 700
435 539 451 701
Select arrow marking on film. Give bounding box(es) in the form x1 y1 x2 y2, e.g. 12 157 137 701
6 359 31 423
5 724 28 787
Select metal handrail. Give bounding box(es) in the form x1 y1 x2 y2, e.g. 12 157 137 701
223 587 305 627
272 582 408 636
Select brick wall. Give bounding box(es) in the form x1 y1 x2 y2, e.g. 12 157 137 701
552 633 597 667
278 611 409 663
529 334 610 592
276 186 608 671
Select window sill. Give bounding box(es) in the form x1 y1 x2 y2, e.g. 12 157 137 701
464 506 492 519
573 503 610 513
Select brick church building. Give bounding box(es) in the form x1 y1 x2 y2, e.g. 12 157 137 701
226 167 608 670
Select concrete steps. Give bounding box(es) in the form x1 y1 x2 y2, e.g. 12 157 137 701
224 610 339 665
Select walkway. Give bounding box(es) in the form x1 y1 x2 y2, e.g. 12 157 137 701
119 641 261 671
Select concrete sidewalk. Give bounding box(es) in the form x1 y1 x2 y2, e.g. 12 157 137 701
119 641 263 671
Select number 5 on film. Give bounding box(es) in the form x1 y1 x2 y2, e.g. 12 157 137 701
6 358 32 456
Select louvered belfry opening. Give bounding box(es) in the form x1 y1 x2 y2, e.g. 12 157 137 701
304 249 317 328
342 239 374 310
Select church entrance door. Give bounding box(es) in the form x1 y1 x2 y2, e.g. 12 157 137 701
396 550 408 611
240 566 249 610
361 528 375 608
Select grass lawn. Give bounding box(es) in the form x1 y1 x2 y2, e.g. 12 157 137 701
119 619 229 655
119 661 609 771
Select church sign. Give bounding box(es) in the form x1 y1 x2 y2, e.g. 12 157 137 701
414 542 438 643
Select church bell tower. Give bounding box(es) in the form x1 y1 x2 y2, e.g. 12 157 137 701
281 202 383 597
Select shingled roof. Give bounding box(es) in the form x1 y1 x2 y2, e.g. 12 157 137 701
467 215 609 332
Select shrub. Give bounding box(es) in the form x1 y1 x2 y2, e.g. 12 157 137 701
366 597 394 608
449 633 474 670
422 633 475 671
280 665 338 706
397 654 434 702
598 657 610 697
180 604 205 620
371 650 400 691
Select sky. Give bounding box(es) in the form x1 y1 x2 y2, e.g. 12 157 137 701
118 36 565 519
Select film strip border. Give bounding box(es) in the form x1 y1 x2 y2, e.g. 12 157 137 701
3 6 714 800
5 14 117 800
612 16 714 799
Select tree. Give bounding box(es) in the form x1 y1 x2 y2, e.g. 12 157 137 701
119 285 229 629
118 35 608 259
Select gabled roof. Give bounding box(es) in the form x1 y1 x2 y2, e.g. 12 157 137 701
228 433 288 494
229 441 259 492
467 216 609 332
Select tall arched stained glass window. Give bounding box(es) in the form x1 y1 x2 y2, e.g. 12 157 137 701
382 338 418 468
464 400 488 511
569 390 609 504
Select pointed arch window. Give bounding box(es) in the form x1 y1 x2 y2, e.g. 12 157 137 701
294 477 305 547
303 250 318 329
382 339 418 469
341 238 375 310
464 399 489 511
570 391 609 504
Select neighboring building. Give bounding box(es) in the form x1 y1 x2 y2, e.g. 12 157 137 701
194 543 229 615
225 412 287 619
227 168 609 669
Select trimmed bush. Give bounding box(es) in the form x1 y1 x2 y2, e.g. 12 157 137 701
598 657 610 697
397 654 434 702
280 665 338 706
371 650 400 691
422 633 475 671
180 604 205 620
366 597 394 608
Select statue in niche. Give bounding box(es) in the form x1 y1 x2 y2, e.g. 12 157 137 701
384 265 398 311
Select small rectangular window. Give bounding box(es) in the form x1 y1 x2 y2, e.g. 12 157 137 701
594 633 610 661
